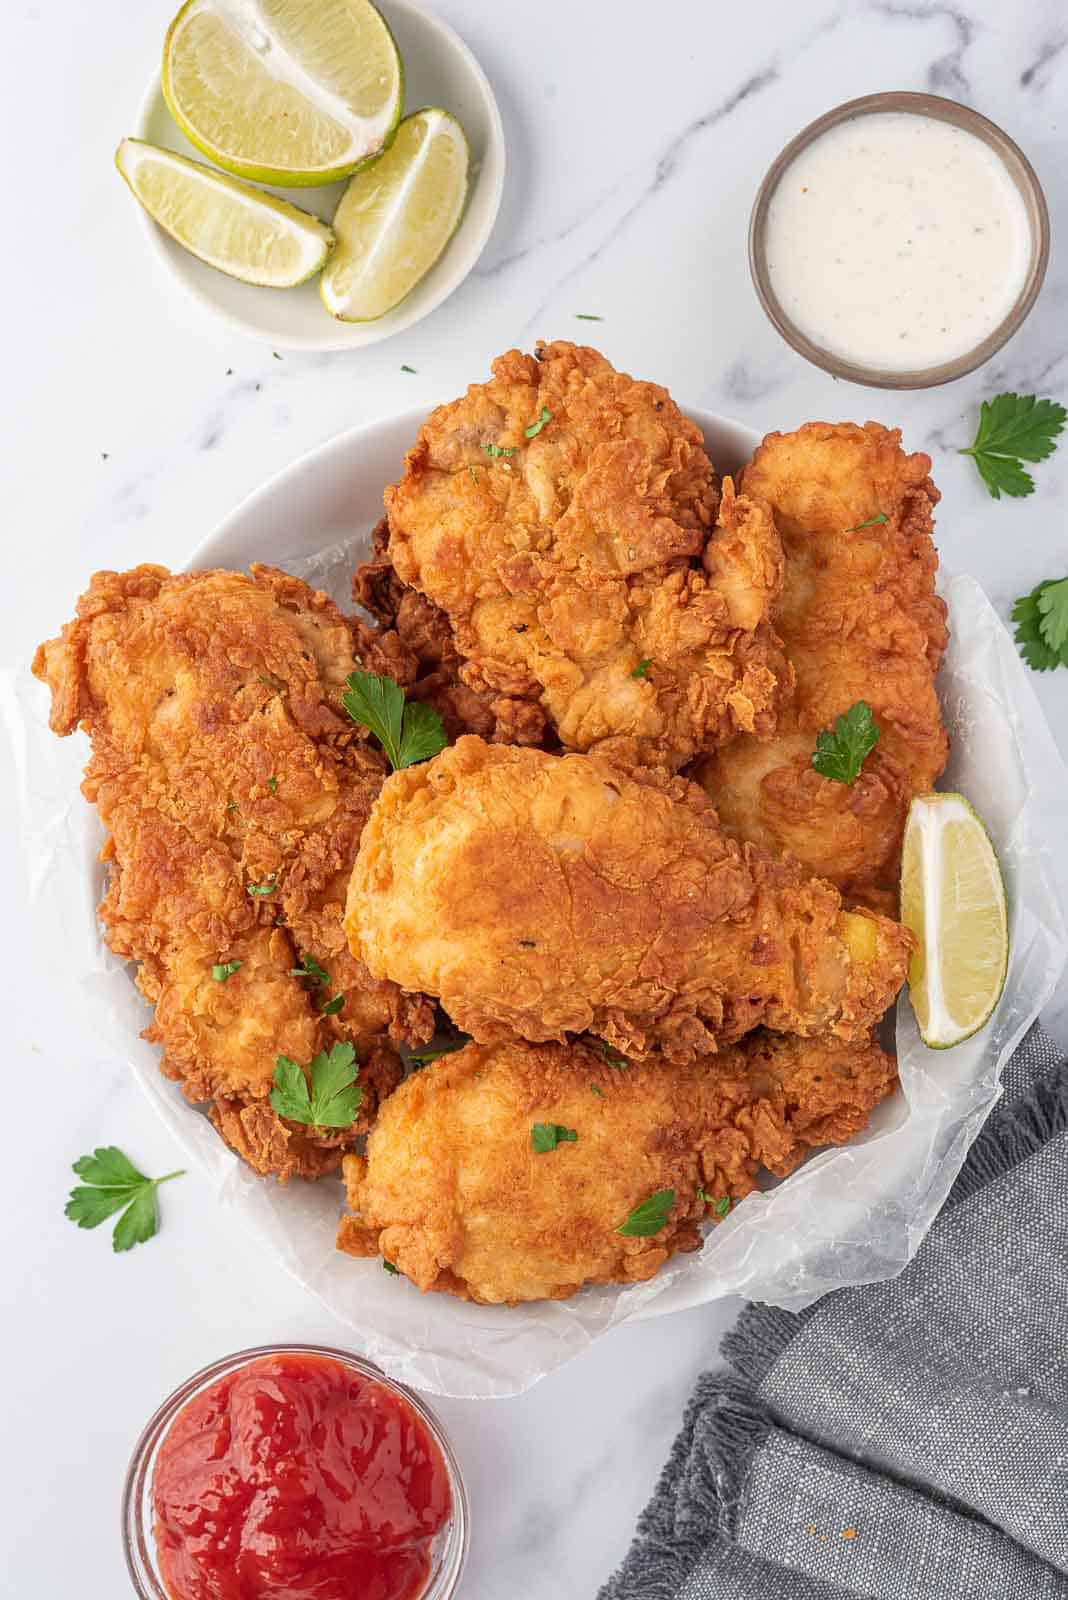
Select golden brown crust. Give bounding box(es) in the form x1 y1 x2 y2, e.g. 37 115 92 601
346 736 912 1061
335 1031 898 1303
382 341 792 768
32 563 434 1180
697 421 949 905
34 398 939 1279
694 733 912 894
353 518 538 747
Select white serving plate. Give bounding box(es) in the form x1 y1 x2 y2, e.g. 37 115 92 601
179 402 1067 1354
23 401 1063 1396
130 0 505 351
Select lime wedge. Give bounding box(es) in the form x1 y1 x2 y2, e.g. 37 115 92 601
321 109 469 321
116 138 334 287
900 793 1009 1049
162 0 403 186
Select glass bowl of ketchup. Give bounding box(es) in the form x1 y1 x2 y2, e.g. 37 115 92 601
122 1343 468 1600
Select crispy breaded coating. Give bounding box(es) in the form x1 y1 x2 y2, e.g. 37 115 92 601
33 564 434 1180
336 1031 898 1303
695 422 948 905
353 518 531 746
383 341 792 767
346 737 912 1062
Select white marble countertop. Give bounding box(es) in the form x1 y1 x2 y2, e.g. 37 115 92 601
4 1 1068 1595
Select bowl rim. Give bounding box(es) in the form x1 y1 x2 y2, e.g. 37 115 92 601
121 1341 470 1599
130 0 506 352
185 401 762 568
748 90 1050 390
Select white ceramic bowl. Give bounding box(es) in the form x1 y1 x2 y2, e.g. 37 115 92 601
39 402 1064 1395
131 0 505 352
183 404 760 1340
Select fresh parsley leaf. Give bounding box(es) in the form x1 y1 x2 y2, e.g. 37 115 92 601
525 406 552 439
1036 577 1068 653
383 1259 400 1273
269 1042 361 1128
1012 579 1068 670
247 881 276 896
267 776 278 793
226 801 237 813
575 313 604 321
531 1122 578 1154
714 1196 731 1217
960 392 1067 499
320 994 344 1016
971 452 1035 499
696 1186 711 1203
65 1184 134 1231
399 701 450 766
617 1188 675 1237
112 1188 169 1251
590 1083 604 1098
305 1043 361 1124
845 512 888 532
632 659 652 680
400 364 417 373
594 1041 629 1069
811 701 880 785
971 393 1067 461
482 442 517 458
72 1146 145 1187
273 351 282 360
406 1034 472 1068
342 672 447 771
212 960 241 983
344 670 404 757
291 953 330 986
1011 586 1062 670
270 1056 311 1120
65 1147 184 1253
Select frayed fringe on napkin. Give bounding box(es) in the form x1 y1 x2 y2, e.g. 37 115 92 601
599 1041 1068 1600
724 1061 1068 1390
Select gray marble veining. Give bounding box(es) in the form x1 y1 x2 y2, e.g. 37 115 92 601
3 1 1067 1595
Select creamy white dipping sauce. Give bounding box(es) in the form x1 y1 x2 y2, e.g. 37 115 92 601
764 112 1032 372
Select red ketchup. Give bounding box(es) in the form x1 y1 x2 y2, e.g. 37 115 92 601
151 1353 452 1600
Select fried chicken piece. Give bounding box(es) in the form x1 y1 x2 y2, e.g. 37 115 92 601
739 1028 898 1160
382 341 792 768
346 737 912 1062
336 1030 898 1303
33 564 434 1180
695 422 949 906
353 517 526 745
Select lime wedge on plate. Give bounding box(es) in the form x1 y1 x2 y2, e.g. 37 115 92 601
116 138 335 286
900 793 1009 1048
162 0 403 186
321 108 469 321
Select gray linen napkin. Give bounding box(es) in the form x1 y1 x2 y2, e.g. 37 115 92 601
600 1026 1068 1600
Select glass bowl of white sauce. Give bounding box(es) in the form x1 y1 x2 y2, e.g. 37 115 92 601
750 92 1049 388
